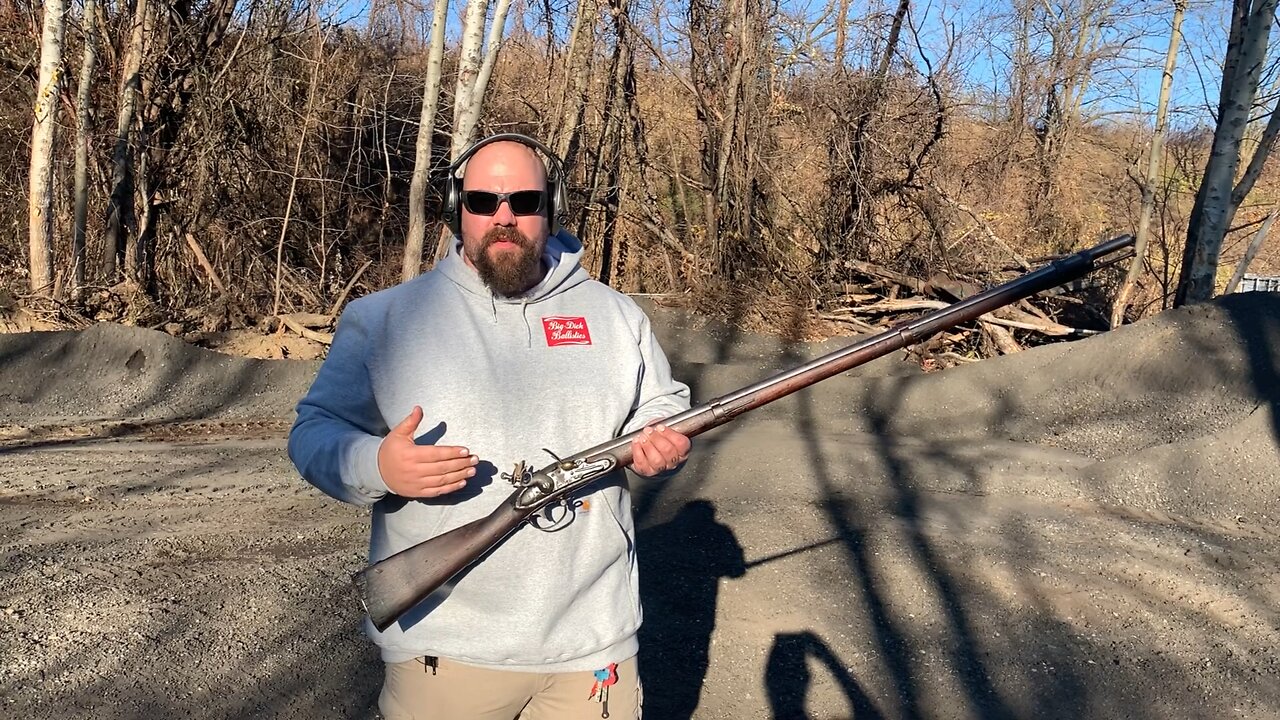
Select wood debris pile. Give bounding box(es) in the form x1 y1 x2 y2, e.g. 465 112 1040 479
818 256 1107 369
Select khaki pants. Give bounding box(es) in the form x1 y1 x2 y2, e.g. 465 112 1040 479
378 655 642 720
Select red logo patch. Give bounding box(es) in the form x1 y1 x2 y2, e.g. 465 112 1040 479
542 316 592 346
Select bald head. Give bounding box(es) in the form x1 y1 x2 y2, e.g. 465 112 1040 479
458 140 552 296
462 141 547 191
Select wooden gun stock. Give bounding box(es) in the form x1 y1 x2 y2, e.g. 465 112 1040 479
355 494 526 631
351 234 1138 631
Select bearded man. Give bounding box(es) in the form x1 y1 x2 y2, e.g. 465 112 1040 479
288 134 692 720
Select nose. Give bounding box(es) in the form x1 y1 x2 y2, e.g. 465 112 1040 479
491 197 517 226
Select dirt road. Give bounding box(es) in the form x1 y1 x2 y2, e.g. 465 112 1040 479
2 294 1278 719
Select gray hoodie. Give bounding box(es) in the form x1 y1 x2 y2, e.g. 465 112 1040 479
288 230 691 672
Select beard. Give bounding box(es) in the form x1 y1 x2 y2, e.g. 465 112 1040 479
468 226 543 297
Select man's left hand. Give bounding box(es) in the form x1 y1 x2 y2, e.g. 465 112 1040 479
630 423 691 477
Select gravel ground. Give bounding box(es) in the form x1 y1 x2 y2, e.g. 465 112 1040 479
1 293 1278 720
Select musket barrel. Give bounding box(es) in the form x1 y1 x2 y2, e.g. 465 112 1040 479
656 233 1135 439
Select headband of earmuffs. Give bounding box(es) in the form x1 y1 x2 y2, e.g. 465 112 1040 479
441 133 568 238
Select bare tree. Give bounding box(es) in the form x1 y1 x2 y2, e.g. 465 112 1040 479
553 0 597 170
27 0 68 295
402 0 450 282
71 0 100 294
687 0 774 277
0 0 1236 351
833 0 849 68
580 0 633 284
1111 0 1184 327
129 0 236 292
1225 205 1277 292
273 7 326 318
1176 0 1280 305
1028 0 1118 235
819 0 912 270
102 0 148 280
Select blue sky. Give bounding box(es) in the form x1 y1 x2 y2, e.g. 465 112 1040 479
910 0 1234 126
323 0 1248 129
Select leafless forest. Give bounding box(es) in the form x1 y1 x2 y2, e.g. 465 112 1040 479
4 0 1279 360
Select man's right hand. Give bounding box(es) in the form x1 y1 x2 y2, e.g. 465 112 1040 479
377 406 477 498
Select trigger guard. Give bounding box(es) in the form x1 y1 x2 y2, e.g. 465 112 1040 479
527 499 579 533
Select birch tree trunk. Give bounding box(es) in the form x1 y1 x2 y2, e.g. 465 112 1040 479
1175 0 1280 305
27 0 68 296
455 0 514 149
102 0 148 280
71 0 99 293
1110 0 1183 326
433 0 515 262
402 0 450 282
449 0 488 155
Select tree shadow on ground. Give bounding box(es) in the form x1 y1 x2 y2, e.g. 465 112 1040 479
1221 292 1280 443
765 630 885 720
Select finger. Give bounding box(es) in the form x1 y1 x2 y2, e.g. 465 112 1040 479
645 425 688 467
658 424 690 445
423 466 478 487
643 427 682 464
629 436 652 474
631 434 665 474
391 406 424 438
414 456 481 479
394 459 476 490
657 426 692 457
411 479 469 498
402 464 475 494
404 445 472 463
652 424 690 448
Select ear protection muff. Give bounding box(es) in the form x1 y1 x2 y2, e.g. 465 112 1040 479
441 133 568 239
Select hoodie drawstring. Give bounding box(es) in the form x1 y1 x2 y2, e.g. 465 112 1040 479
521 300 532 348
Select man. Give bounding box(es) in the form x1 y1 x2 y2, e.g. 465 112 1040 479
288 134 692 720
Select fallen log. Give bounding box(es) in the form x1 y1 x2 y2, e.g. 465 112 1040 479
828 298 1095 337
278 312 333 329
278 314 334 344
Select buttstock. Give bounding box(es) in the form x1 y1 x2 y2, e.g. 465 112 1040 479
353 494 526 631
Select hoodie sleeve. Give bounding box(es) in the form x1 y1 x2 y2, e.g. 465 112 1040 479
621 308 693 477
287 300 391 506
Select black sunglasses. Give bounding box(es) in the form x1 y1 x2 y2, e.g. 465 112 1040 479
461 189 546 216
